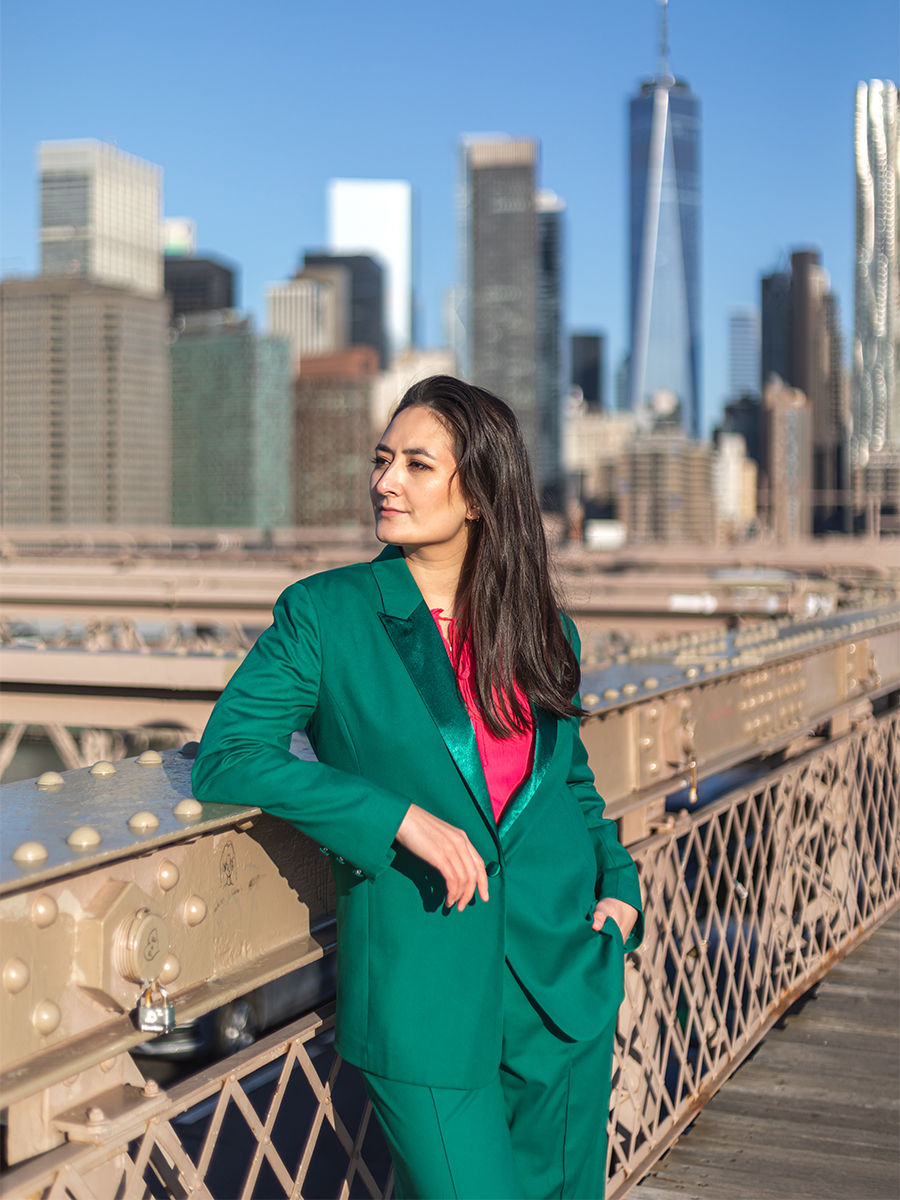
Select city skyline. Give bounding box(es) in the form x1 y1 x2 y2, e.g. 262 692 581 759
1 0 896 432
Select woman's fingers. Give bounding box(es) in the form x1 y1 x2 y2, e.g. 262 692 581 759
395 804 489 910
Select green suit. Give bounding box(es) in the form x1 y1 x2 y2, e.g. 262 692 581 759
193 548 643 1190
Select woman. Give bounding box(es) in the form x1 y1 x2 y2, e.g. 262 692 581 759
192 376 642 1200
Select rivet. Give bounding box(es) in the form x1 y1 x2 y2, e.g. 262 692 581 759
157 860 180 891
33 999 61 1035
3 958 30 994
173 798 203 820
142 1079 160 1098
703 662 716 673
87 1106 105 1124
33 894 58 927
138 750 163 767
639 736 652 748
643 677 659 689
622 683 639 695
90 761 116 777
647 707 659 720
601 688 620 701
99 1057 117 1073
128 810 160 832
648 762 659 773
685 667 699 678
581 692 600 706
67 826 101 849
36 772 64 789
13 841 48 865
158 953 181 984
184 895 207 926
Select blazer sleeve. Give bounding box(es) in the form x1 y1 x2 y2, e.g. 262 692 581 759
192 583 412 880
562 614 645 951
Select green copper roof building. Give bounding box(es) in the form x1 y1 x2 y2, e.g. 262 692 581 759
171 312 293 527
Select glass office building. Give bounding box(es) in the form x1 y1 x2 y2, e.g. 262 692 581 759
628 60 702 436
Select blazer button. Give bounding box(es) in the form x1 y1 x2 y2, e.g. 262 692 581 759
486 861 501 877
318 846 331 857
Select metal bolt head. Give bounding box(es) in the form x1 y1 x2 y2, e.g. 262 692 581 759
36 772 64 789
141 1080 160 1098
581 692 600 707
3 957 30 994
90 761 116 777
33 894 58 927
184 895 207 926
67 826 102 849
87 1106 106 1125
12 841 48 865
157 860 180 891
137 750 163 768
128 810 160 833
173 798 202 821
32 999 61 1035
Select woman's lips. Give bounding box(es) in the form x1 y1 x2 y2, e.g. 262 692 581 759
377 507 406 517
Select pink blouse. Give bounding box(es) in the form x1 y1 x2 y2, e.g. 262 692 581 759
431 609 535 822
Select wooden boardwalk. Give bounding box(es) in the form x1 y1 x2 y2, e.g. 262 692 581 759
635 907 900 1200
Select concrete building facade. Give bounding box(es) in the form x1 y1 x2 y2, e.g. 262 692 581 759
170 313 292 527
294 347 380 527
267 277 335 373
39 140 162 297
763 377 812 542
618 432 713 543
0 277 170 525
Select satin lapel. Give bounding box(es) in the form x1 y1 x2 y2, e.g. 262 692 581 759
378 602 497 841
497 706 557 840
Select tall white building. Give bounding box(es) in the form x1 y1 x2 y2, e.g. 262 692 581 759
267 277 338 373
852 80 899 463
40 140 163 296
327 179 413 360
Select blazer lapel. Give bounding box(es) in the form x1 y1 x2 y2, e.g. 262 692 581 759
497 706 557 840
371 549 497 841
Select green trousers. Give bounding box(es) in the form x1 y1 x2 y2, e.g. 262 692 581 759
361 961 617 1200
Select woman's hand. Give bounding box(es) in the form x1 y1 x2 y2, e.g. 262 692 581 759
395 804 489 912
591 897 639 941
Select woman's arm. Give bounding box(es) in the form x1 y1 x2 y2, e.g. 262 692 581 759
192 584 412 880
194 582 488 906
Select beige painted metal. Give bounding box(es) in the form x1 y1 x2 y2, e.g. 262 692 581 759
1 710 895 1198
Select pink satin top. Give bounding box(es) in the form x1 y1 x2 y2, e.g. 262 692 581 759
431 609 535 822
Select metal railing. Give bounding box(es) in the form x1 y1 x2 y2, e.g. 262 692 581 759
3 706 897 1200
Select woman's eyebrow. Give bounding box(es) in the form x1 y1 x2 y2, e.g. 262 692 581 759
375 443 437 459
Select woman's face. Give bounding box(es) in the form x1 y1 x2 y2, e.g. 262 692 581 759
370 406 474 555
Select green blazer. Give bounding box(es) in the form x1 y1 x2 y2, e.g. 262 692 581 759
192 547 644 1089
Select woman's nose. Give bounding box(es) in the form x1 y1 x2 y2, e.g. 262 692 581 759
375 463 399 494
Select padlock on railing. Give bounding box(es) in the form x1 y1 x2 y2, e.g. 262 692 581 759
136 981 175 1034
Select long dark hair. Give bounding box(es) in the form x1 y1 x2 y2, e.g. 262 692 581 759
394 375 583 737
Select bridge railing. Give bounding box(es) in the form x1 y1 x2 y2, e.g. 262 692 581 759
2 603 898 1199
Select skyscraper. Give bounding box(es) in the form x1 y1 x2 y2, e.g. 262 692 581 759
571 333 605 410
761 250 848 533
852 81 899 477
535 190 565 505
303 253 386 367
267 277 336 373
170 314 293 527
728 308 760 401
463 137 543 483
165 257 237 318
0 277 170 525
327 179 413 360
628 0 701 436
39 140 162 296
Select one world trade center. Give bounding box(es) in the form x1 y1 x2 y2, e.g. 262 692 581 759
628 0 702 436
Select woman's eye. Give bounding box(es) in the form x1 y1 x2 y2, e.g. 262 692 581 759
409 460 430 471
370 455 389 467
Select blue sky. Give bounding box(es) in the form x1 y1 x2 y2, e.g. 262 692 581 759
1 0 896 432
